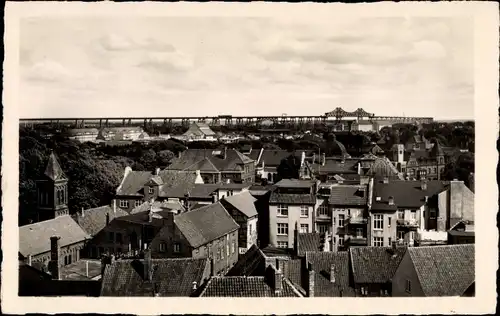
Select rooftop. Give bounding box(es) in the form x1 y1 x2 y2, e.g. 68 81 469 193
328 184 368 206
72 205 128 237
100 258 210 297
408 244 475 296
166 149 254 173
19 215 90 257
174 202 240 248
297 233 323 256
220 191 258 218
350 246 407 284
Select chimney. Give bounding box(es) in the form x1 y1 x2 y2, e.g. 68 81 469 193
312 153 316 164
106 213 110 226
210 258 216 277
27 254 32 266
49 236 61 280
388 196 395 205
357 162 361 175
273 266 283 294
144 248 153 282
184 192 190 211
383 177 389 184
424 196 429 203
321 153 326 166
113 199 117 214
307 262 315 297
223 147 227 159
192 281 198 292
148 208 153 223
81 207 85 218
155 168 160 175
86 260 89 278
211 194 217 204
178 151 182 159
330 264 335 283
421 179 428 191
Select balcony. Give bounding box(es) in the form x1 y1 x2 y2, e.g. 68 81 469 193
396 219 419 229
346 216 368 225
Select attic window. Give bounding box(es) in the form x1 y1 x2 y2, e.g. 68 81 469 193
376 197 381 201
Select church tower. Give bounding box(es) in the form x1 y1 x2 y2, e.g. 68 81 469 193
36 151 69 222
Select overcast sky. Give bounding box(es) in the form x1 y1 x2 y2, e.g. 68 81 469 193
19 16 474 119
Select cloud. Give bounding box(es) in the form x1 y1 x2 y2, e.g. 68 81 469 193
23 60 72 82
98 33 176 52
136 51 195 73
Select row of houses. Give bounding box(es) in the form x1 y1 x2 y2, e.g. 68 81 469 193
19 146 474 297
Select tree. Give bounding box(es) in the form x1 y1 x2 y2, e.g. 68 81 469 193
276 154 302 182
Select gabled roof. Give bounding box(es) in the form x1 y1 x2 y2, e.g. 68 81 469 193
371 179 448 210
329 184 368 206
199 275 302 297
255 149 304 167
116 170 152 196
19 215 90 256
350 246 407 284
44 152 67 181
220 191 258 218
226 244 267 276
269 192 316 205
274 179 316 188
72 205 128 236
183 122 216 137
174 202 239 248
100 258 210 296
166 149 254 173
408 244 475 296
365 157 404 180
157 170 198 197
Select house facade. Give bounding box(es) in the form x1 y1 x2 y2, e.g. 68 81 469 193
219 191 259 254
268 179 318 249
66 128 99 142
150 202 240 276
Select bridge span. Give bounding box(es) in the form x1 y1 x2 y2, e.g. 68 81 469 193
19 107 433 130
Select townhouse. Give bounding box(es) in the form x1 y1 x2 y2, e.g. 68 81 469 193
149 202 240 276
219 191 259 254
268 179 319 249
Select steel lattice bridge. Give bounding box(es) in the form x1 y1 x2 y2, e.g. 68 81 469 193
19 107 433 129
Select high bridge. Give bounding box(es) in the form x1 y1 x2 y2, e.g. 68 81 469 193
19 107 433 131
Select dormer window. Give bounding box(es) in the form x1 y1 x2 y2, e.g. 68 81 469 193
148 187 154 194
376 197 382 201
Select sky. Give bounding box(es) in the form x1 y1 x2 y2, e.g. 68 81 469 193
19 16 474 120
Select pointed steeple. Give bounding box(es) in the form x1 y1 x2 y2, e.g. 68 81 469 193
44 151 67 181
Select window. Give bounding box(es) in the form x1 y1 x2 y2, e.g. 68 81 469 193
277 204 288 217
388 217 392 227
108 232 115 242
300 224 309 233
119 200 129 208
356 228 363 238
159 242 166 252
232 241 236 254
277 223 289 235
373 214 384 230
410 211 416 220
398 231 405 241
388 237 392 245
216 248 221 261
149 187 154 194
409 231 415 240
318 204 329 216
116 233 122 243
220 246 224 259
300 205 309 217
433 167 437 174
318 224 329 234
338 236 344 246
397 211 404 220
338 214 345 227
174 243 180 253
277 241 288 249
430 210 436 218
405 280 412 293
373 237 384 247
134 200 142 207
